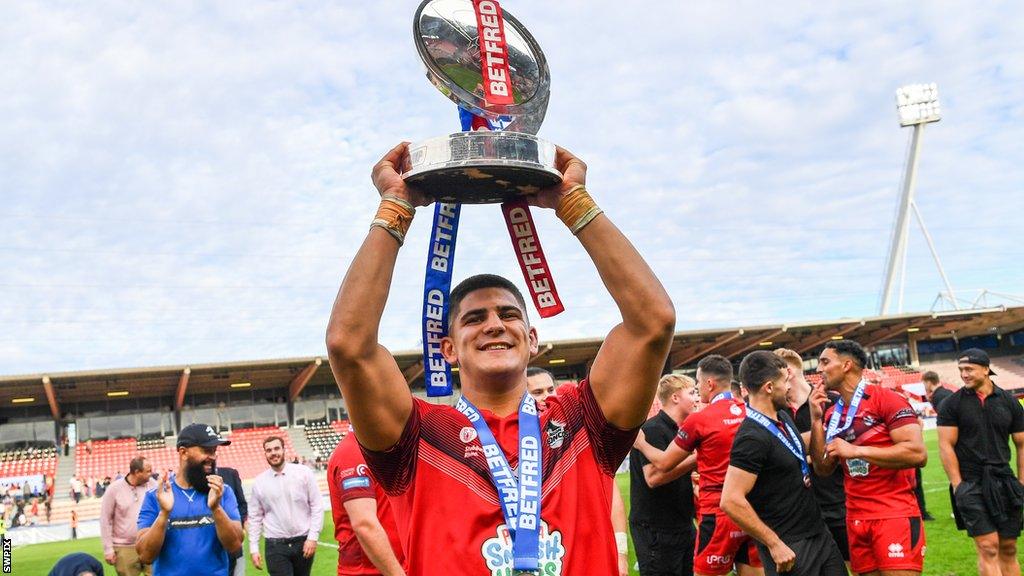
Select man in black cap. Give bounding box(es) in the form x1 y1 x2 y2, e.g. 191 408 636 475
938 348 1024 576
136 423 244 576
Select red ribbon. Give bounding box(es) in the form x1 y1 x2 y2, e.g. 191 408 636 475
501 200 565 318
472 0 515 106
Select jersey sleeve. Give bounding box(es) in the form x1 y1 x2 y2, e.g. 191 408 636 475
878 388 919 431
577 378 641 476
137 490 158 530
728 425 770 475
673 414 700 452
359 399 422 496
333 445 377 503
935 392 959 427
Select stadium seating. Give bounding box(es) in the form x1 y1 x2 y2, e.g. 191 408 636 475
0 446 57 479
73 426 301 481
304 420 342 458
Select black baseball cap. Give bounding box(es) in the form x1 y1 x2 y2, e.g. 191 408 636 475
176 423 232 448
957 348 996 376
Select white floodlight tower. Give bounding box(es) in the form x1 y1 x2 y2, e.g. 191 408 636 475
879 83 958 314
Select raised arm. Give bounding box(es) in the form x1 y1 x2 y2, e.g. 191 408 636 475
325 143 428 451
529 149 674 429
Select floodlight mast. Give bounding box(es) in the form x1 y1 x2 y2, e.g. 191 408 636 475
879 83 957 314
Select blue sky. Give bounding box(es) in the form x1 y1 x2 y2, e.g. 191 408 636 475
2 1 1022 375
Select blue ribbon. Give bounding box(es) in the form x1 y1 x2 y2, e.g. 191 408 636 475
710 391 733 405
456 394 543 572
421 202 461 397
825 379 867 442
745 407 810 480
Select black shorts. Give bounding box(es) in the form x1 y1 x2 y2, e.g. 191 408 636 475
952 481 1024 538
630 521 695 576
755 528 846 576
825 519 850 562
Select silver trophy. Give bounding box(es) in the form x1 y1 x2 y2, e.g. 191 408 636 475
404 0 562 204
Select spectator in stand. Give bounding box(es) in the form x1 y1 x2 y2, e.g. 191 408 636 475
248 436 324 576
218 466 248 576
48 552 104 576
938 348 1024 576
45 494 52 523
923 371 952 413
101 456 157 576
70 477 83 503
71 509 79 540
328 431 406 576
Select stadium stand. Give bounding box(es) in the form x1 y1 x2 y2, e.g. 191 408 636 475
73 426 300 482
304 420 342 458
0 446 56 479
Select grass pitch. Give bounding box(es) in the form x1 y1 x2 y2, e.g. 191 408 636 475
9 430 1009 575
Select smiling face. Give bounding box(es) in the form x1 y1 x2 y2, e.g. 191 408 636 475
442 287 539 385
263 438 285 469
526 371 557 403
958 362 990 390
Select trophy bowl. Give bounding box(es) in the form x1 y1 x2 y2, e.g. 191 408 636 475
403 131 560 203
404 0 562 203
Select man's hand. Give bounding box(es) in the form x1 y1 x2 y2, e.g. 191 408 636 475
104 551 117 565
371 142 429 207
617 553 628 576
302 539 317 559
808 383 828 421
768 539 796 573
156 471 174 513
824 438 859 460
526 147 587 210
251 552 264 570
206 474 224 511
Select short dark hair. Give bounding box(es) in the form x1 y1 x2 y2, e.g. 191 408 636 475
526 367 555 381
129 456 148 474
449 274 529 325
262 436 285 450
922 371 939 384
697 354 733 383
739 351 788 393
823 340 868 369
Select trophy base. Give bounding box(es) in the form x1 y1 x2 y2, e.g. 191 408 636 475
403 132 562 204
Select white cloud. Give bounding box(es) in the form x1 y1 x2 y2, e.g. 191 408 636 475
1 1 1022 374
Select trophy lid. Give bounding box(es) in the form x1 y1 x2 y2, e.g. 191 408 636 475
413 0 550 134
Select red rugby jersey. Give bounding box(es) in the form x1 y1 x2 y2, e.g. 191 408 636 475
328 433 406 576
823 384 920 520
361 379 635 576
673 396 747 515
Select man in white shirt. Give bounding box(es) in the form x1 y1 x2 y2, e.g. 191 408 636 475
248 436 324 576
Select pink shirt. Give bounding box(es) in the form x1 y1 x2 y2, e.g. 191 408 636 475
100 476 157 553
248 463 324 553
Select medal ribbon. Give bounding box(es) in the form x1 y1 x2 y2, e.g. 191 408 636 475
745 407 810 479
710 391 733 405
825 379 867 442
502 201 565 317
456 394 543 571
421 202 461 397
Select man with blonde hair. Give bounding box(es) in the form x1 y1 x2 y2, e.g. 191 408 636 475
630 374 700 575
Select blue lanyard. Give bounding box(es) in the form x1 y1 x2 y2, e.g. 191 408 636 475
826 379 867 442
456 394 543 572
710 391 733 405
421 202 461 397
745 407 809 479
